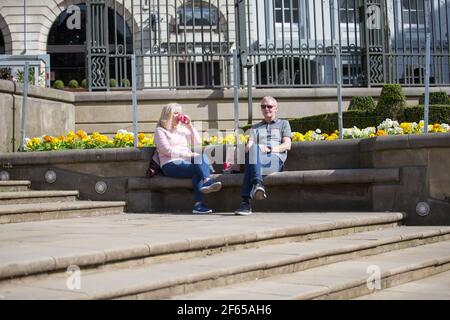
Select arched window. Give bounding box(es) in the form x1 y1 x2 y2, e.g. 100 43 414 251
177 1 219 27
0 27 4 54
47 3 133 87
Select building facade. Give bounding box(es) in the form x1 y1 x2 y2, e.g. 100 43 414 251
0 0 449 91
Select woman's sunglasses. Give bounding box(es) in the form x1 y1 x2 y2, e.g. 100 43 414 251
261 105 274 109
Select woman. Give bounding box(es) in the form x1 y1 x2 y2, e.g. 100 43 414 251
154 103 222 214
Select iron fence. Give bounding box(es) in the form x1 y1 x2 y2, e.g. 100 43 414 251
84 0 450 90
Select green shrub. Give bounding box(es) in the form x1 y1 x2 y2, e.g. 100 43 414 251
286 105 450 134
418 91 450 105
400 105 450 124
348 96 376 112
288 111 383 134
121 78 131 87
109 78 117 88
81 79 87 88
53 80 64 90
68 80 79 89
376 84 406 120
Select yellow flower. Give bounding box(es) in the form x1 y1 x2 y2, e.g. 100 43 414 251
325 133 339 141
76 130 88 139
225 134 236 145
292 132 305 142
238 134 249 144
208 136 218 145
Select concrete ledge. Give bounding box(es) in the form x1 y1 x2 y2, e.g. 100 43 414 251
0 148 152 165
360 133 450 152
0 201 126 215
0 181 30 186
74 87 450 103
128 168 400 191
0 190 79 199
0 80 75 103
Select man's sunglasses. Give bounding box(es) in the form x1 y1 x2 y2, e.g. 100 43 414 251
261 105 275 109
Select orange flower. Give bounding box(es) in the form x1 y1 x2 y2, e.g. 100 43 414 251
376 130 387 136
43 135 52 143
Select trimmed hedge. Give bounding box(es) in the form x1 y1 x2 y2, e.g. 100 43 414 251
287 105 450 134
289 111 380 133
376 84 406 120
419 91 450 105
68 80 79 89
53 80 64 90
348 96 376 112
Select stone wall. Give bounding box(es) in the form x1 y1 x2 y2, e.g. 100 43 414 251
1 133 449 225
74 87 450 135
0 80 75 152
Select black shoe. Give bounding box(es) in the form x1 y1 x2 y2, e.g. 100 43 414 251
251 182 267 201
234 202 252 216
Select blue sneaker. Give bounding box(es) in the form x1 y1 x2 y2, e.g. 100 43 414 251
200 179 222 194
192 203 213 214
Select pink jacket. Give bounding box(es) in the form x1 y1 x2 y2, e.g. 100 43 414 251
154 125 202 167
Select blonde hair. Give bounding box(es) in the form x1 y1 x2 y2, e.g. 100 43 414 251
157 103 182 130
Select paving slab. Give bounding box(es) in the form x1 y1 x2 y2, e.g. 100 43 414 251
355 270 450 300
173 241 450 300
0 225 448 300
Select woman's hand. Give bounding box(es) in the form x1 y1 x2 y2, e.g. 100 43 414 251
183 115 192 126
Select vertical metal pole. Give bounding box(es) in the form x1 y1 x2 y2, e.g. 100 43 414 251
131 54 138 147
247 66 253 125
19 62 29 152
23 0 27 54
34 66 38 86
335 44 344 140
331 0 343 139
424 32 431 133
233 49 239 139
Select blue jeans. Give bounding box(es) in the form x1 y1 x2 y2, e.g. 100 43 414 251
242 144 283 200
161 154 211 202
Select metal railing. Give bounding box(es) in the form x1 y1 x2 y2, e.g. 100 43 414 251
83 0 450 90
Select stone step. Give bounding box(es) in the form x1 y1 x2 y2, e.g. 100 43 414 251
0 212 404 282
354 270 450 300
0 201 126 224
173 240 450 300
0 190 79 205
0 181 30 192
127 168 400 213
0 225 448 300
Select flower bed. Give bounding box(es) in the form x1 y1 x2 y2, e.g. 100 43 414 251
24 119 450 152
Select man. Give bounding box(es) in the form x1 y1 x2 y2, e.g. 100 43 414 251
235 96 292 216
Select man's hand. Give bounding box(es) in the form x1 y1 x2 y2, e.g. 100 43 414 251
260 145 272 153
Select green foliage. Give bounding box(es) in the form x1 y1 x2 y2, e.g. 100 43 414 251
121 78 131 87
419 91 450 105
109 78 117 88
376 84 406 120
0 68 12 80
68 80 79 89
348 96 376 112
400 105 450 124
81 79 87 88
289 111 382 134
15 67 44 85
287 105 450 134
53 80 65 90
